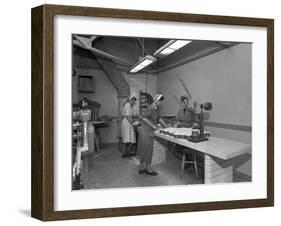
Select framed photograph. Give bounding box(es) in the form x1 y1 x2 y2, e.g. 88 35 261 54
31 4 274 221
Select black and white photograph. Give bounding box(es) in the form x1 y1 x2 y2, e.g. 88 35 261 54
0 0 279 224
71 35 252 190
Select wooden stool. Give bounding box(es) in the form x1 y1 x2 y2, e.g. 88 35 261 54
180 149 198 179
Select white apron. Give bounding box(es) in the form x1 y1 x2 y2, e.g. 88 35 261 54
121 102 136 143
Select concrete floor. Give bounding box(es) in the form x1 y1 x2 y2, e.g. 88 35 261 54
82 145 204 189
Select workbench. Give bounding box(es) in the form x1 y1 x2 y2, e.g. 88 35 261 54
154 130 251 183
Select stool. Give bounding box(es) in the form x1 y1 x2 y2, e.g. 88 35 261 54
180 149 198 179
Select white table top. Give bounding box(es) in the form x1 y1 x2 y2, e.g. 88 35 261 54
154 131 251 160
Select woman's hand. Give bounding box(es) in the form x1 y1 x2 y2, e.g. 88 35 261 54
159 118 169 128
152 125 158 130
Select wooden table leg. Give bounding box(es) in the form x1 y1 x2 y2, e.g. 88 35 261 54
94 133 100 152
81 152 89 189
204 154 233 184
193 152 198 177
92 125 100 153
180 152 186 179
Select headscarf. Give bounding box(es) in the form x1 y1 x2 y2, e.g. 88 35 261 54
127 95 137 102
124 95 137 107
180 95 189 102
153 94 164 103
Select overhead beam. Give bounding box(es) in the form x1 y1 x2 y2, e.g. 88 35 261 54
73 35 132 66
136 38 149 56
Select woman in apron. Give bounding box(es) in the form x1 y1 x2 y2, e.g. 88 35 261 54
121 96 137 158
137 94 168 176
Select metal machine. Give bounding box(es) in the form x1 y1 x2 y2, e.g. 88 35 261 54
187 102 213 143
72 100 93 189
176 73 213 142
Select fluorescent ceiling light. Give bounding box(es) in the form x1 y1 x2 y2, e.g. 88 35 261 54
169 40 191 49
128 55 156 73
159 48 175 55
153 40 192 57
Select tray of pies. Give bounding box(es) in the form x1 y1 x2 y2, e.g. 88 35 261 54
159 127 193 139
158 127 210 139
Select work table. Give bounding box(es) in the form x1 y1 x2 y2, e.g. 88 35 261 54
154 130 251 160
153 129 251 183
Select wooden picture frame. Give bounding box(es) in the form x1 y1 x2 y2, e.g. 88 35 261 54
31 4 274 221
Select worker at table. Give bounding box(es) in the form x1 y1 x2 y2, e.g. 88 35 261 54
173 95 195 165
175 95 195 128
121 96 138 158
138 94 168 176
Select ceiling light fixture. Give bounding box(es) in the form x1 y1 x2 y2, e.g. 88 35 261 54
128 55 156 73
153 40 192 57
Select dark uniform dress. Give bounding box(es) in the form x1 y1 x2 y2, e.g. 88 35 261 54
176 108 194 128
137 104 159 165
